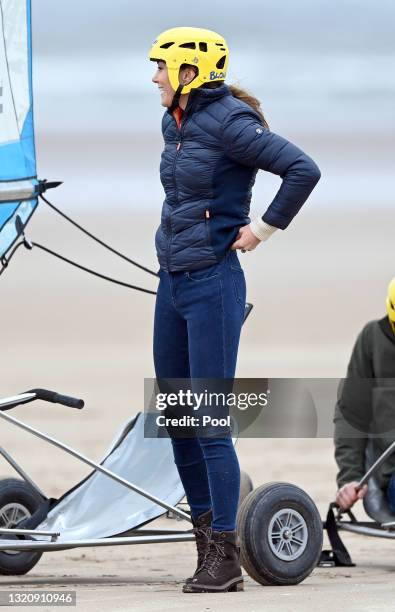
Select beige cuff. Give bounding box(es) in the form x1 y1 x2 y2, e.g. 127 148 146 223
249 217 278 242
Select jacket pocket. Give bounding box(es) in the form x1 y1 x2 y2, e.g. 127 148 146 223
186 263 220 282
204 209 212 248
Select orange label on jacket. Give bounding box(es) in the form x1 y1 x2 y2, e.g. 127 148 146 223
173 107 183 129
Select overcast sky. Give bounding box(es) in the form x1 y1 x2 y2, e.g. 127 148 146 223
32 0 395 56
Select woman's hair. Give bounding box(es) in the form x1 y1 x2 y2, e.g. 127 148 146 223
201 79 269 128
227 84 269 129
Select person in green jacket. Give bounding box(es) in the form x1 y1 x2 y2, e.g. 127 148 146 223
334 277 395 511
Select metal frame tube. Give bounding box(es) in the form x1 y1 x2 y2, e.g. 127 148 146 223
0 408 191 522
0 393 35 410
338 522 395 539
0 447 46 499
0 528 59 538
0 532 195 553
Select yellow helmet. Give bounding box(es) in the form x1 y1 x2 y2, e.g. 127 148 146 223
149 26 229 94
386 277 395 335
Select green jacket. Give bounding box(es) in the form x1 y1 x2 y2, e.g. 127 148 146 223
334 317 395 489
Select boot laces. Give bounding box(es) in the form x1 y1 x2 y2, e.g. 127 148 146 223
192 526 211 564
199 537 226 578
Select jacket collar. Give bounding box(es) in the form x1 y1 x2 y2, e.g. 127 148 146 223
167 84 231 118
379 316 395 344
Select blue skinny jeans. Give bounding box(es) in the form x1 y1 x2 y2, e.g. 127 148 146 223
153 250 246 531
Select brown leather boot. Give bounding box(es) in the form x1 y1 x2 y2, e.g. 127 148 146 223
183 529 244 593
185 509 212 585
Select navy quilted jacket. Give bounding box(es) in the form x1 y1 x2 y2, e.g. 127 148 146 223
156 84 320 272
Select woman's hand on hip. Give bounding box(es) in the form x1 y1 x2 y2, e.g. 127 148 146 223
231 225 261 252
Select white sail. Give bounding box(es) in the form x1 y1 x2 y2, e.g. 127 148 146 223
0 0 29 145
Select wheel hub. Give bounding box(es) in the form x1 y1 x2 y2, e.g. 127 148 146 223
268 508 308 561
0 503 31 556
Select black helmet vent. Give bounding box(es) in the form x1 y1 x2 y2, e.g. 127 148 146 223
179 42 196 49
160 42 174 49
199 42 208 52
216 55 226 69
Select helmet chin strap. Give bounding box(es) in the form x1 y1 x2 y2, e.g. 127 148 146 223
169 84 184 112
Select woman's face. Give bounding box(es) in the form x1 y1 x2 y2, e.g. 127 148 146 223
152 61 175 108
152 61 197 108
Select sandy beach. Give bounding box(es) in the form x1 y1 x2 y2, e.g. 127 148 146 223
1 0 394 607
1 205 394 610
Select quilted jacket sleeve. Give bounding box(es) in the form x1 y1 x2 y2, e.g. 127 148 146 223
221 109 321 229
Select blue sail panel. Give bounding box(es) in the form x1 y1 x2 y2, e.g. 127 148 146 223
0 0 38 259
0 0 36 180
0 198 37 258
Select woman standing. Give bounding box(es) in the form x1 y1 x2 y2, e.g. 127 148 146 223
149 27 320 593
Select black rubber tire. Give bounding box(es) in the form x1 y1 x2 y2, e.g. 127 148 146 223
238 470 253 507
0 478 43 575
237 482 323 586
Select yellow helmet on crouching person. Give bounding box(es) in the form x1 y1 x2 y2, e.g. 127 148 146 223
149 26 229 95
386 277 395 335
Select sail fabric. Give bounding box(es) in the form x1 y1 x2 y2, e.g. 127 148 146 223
0 0 38 259
37 413 186 541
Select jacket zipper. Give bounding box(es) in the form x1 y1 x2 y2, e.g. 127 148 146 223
172 115 189 204
205 208 211 245
167 114 190 270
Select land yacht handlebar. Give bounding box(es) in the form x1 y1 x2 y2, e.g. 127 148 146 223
0 389 84 411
